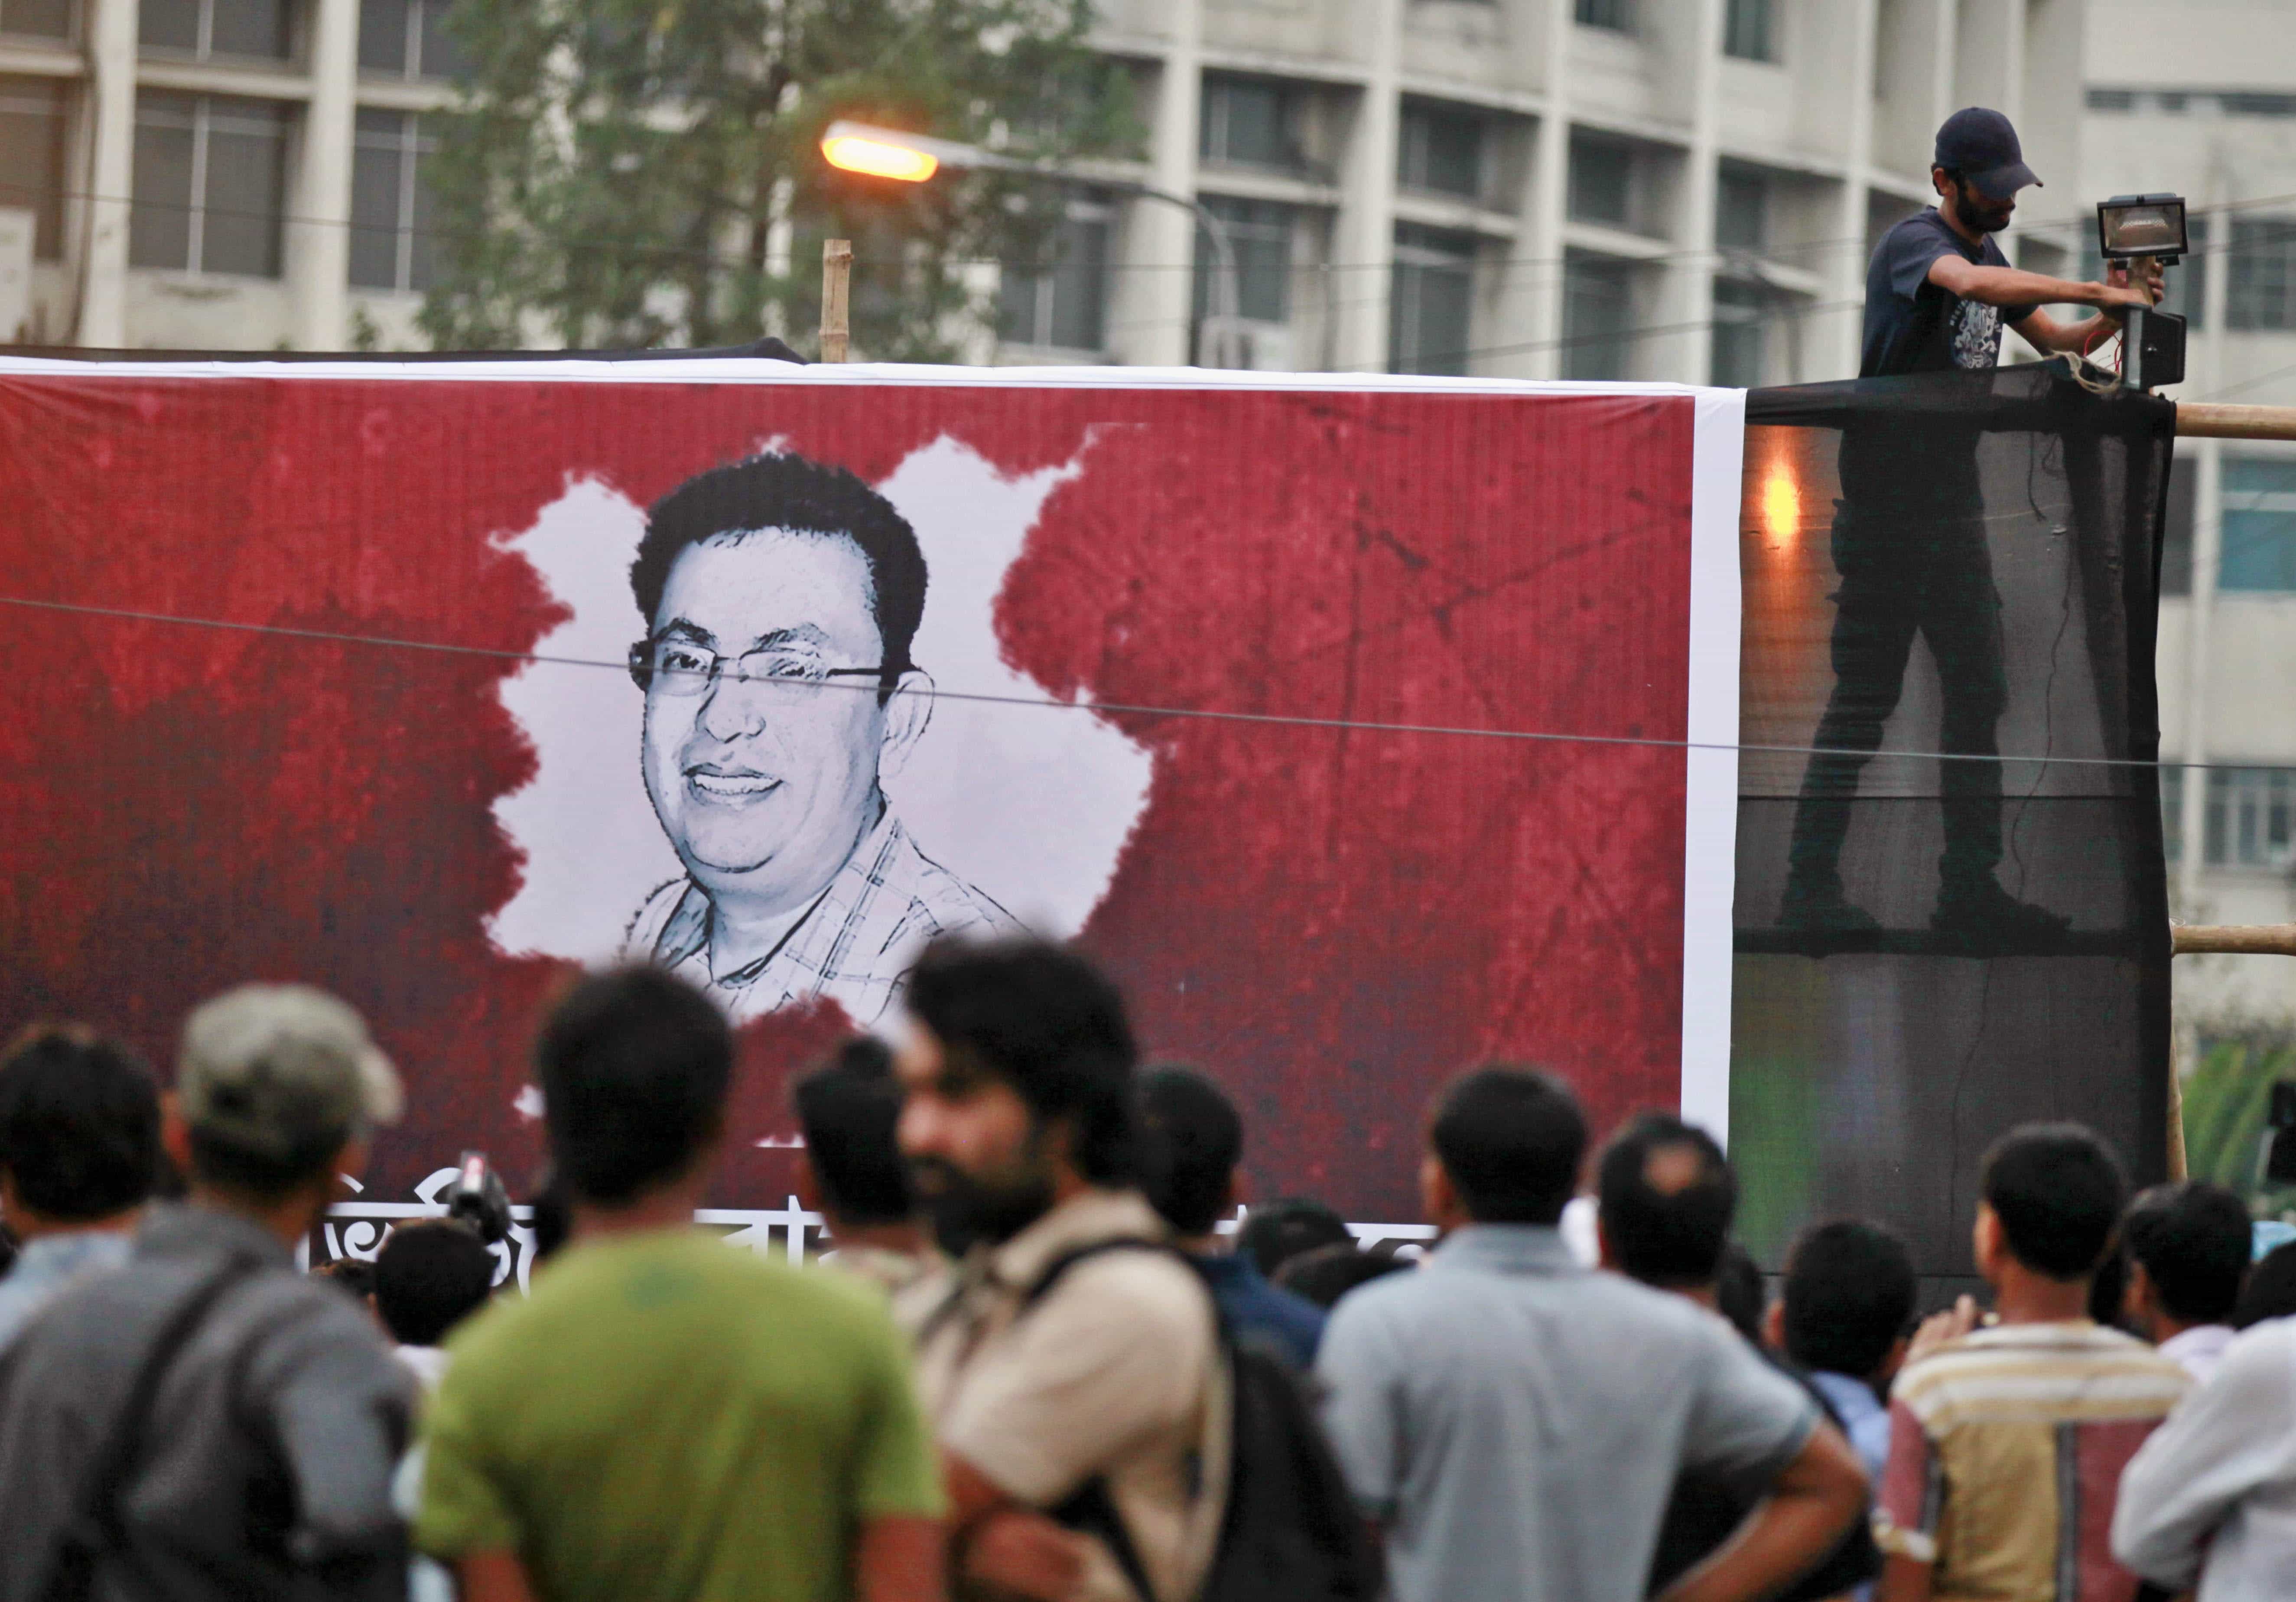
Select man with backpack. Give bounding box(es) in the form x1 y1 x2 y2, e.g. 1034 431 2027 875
898 938 1376 1602
0 984 415 1602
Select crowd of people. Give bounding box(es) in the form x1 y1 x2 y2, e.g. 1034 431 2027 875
0 938 2290 1602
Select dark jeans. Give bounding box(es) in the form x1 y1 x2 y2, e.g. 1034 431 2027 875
1787 496 2008 889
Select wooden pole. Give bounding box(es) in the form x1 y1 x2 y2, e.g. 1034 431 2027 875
2176 402 2296 440
819 238 852 364
2170 923 2296 956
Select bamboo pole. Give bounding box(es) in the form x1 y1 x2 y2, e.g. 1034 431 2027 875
2176 403 2296 440
2170 924 2296 957
819 239 852 363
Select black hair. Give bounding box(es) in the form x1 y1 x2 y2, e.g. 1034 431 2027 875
1428 1065 1587 1226
1782 1218 1917 1380
1715 1242 1766 1342
794 1037 914 1229
2234 1239 2296 1330
904 937 1138 1185
375 1221 498 1347
1236 1197 1354 1279
1979 1123 2128 1281
0 1027 160 1221
527 1172 572 1265
535 967 732 1206
1138 1065 1244 1238
318 1257 376 1301
187 1125 351 1203
2124 1181 2251 1326
1275 1240 1412 1311
1597 1112 1737 1289
629 453 929 685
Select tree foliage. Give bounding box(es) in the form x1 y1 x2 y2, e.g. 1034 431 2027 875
420 0 1135 356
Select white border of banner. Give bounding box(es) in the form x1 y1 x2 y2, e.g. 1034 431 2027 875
0 356 1745 1136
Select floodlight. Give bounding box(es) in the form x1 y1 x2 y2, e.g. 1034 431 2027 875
2097 193 2188 263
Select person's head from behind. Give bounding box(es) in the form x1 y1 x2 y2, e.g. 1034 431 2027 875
1138 1065 1245 1245
794 1036 917 1236
2122 1180 2250 1340
535 967 732 1211
1975 1123 2127 1289
1772 1218 1917 1386
1276 1241 1412 1311
1236 1196 1353 1279
375 1221 498 1348
896 937 1137 1246
628 453 933 920
2234 1239 2296 1330
1596 1112 1737 1292
171 986 402 1230
1422 1065 1587 1230
0 1025 161 1237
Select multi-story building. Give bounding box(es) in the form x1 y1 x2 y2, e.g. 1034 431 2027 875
2079 0 2296 1032
0 0 454 351
1006 0 2089 385
0 0 2091 377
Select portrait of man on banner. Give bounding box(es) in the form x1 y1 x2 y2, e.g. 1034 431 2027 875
620 453 1021 1024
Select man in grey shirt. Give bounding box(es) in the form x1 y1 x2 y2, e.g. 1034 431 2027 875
1316 1067 1867 1602
0 985 414 1602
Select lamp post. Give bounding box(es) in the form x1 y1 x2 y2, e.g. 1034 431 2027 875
820 120 1244 368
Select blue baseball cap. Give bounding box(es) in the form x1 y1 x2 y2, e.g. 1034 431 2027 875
1934 107 2040 200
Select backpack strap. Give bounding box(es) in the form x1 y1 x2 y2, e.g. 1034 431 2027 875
1019 1238 1229 1602
35 1255 267 1602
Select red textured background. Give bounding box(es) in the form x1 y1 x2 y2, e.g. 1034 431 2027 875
0 374 1694 1222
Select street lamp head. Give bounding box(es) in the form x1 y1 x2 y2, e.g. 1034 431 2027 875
821 125 940 183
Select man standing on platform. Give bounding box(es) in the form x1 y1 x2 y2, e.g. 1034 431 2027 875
1782 107 2160 939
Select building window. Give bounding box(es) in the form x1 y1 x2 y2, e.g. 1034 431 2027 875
1568 134 1634 230
2161 765 2184 863
1398 103 1483 202
1716 164 1767 254
998 201 1109 354
1390 224 1473 376
2220 459 2296 592
357 0 466 81
1200 75 1298 173
0 76 67 258
2229 218 2296 332
350 108 439 292
1195 195 1292 328
2086 87 2136 113
2160 465 2195 597
2221 92 2296 117
0 0 72 40
1711 278 1771 387
1563 250 1634 380
2203 766 2294 870
1723 0 1777 62
130 91 289 277
1575 0 1632 29
142 0 293 60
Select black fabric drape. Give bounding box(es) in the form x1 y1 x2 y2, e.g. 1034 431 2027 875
1733 364 2175 1297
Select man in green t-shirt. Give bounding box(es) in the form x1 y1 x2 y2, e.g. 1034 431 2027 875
414 969 946 1602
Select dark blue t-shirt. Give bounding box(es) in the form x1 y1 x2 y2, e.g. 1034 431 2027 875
1191 1251 1326 1369
1860 208 2036 377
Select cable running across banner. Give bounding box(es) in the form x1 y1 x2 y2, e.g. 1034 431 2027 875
0 592 2253 775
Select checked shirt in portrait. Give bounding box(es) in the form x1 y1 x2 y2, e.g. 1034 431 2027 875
622 810 1021 1026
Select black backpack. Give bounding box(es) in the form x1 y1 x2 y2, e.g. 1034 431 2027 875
1020 1241 1384 1602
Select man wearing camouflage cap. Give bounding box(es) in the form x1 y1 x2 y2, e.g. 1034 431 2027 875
0 984 415 1602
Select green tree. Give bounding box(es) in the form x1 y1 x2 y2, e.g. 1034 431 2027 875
420 0 1135 356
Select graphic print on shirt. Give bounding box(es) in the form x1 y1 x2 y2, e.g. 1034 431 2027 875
1950 300 2003 370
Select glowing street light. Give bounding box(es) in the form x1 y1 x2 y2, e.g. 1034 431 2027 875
820 129 940 183
818 120 1245 368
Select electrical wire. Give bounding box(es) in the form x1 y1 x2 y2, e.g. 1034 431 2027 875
0 591 2274 777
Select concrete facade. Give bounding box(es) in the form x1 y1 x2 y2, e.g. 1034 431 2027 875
2082 0 2296 1030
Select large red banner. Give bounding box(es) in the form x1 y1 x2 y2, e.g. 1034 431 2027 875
0 361 1742 1228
